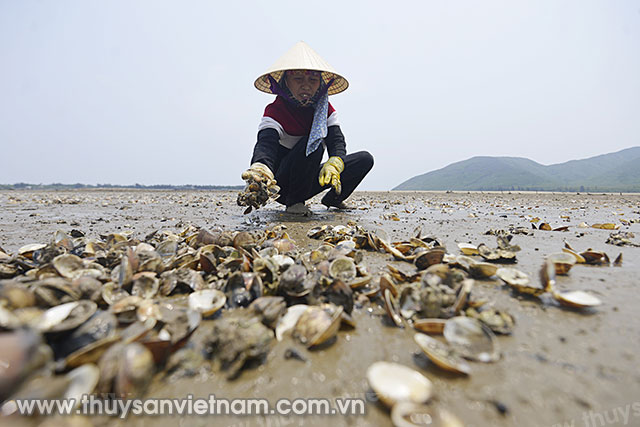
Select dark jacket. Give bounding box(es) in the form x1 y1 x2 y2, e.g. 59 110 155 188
251 125 347 173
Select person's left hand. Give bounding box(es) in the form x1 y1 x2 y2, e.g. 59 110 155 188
319 156 344 195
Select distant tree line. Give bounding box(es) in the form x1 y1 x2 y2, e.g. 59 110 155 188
0 183 244 190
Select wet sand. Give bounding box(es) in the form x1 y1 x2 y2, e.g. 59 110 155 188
1 189 640 427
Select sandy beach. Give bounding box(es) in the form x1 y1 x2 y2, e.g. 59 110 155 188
1 189 639 427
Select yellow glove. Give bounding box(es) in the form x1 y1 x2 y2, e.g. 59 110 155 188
319 156 344 195
242 162 275 184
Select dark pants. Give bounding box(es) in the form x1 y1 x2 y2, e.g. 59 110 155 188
274 138 374 206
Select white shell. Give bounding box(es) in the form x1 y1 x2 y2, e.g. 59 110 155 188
275 304 309 341
391 401 464 427
18 243 46 256
366 361 433 408
64 364 100 408
457 242 478 255
36 301 80 332
553 290 602 308
188 289 226 316
496 267 530 286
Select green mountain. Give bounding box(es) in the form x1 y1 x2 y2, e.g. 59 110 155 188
393 147 640 192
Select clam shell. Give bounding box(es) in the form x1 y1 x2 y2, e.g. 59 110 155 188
358 279 380 298
553 290 602 308
188 289 226 316
293 304 343 347
414 248 446 270
18 243 47 259
391 402 464 427
115 343 155 398
366 361 433 408
414 333 471 375
457 243 478 256
280 264 308 296
65 335 121 368
37 300 97 333
497 268 545 296
64 364 100 407
580 251 609 265
55 310 118 359
52 254 85 279
275 304 309 341
380 273 398 298
412 318 446 334
496 267 530 286
101 282 130 306
443 316 499 363
0 306 22 329
539 261 556 293
156 240 178 258
330 240 357 259
468 308 515 335
384 289 404 328
273 238 296 254
451 279 474 314
348 274 372 289
562 247 586 263
131 272 160 299
547 252 576 275
329 257 357 281
468 262 498 279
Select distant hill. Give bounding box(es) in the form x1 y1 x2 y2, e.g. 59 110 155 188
393 147 640 192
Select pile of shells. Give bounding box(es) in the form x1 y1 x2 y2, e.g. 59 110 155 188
236 171 280 214
0 219 616 425
0 223 386 410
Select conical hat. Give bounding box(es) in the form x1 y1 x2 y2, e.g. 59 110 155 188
254 41 349 96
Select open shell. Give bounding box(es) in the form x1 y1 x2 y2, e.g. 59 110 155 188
553 290 602 308
466 308 515 335
547 252 576 275
414 248 446 270
580 250 609 265
468 262 498 279
457 243 478 256
275 304 309 341
443 316 499 363
366 361 433 408
36 300 97 333
391 402 464 427
188 289 226 316
329 257 357 282
293 303 343 347
414 333 471 375
384 289 404 328
497 267 544 296
562 247 586 264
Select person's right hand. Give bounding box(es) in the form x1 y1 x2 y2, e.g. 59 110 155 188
237 163 279 214
241 162 275 184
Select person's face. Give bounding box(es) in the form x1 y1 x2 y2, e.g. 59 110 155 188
285 70 321 104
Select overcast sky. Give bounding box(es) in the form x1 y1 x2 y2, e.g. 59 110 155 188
1 0 639 190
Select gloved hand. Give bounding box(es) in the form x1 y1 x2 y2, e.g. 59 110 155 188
319 156 344 195
237 163 279 214
241 162 275 184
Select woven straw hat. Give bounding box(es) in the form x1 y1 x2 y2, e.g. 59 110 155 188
254 41 348 96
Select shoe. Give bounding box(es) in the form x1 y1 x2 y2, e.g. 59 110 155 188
285 203 312 216
321 196 352 210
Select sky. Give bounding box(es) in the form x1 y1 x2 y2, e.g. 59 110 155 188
1 0 639 190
